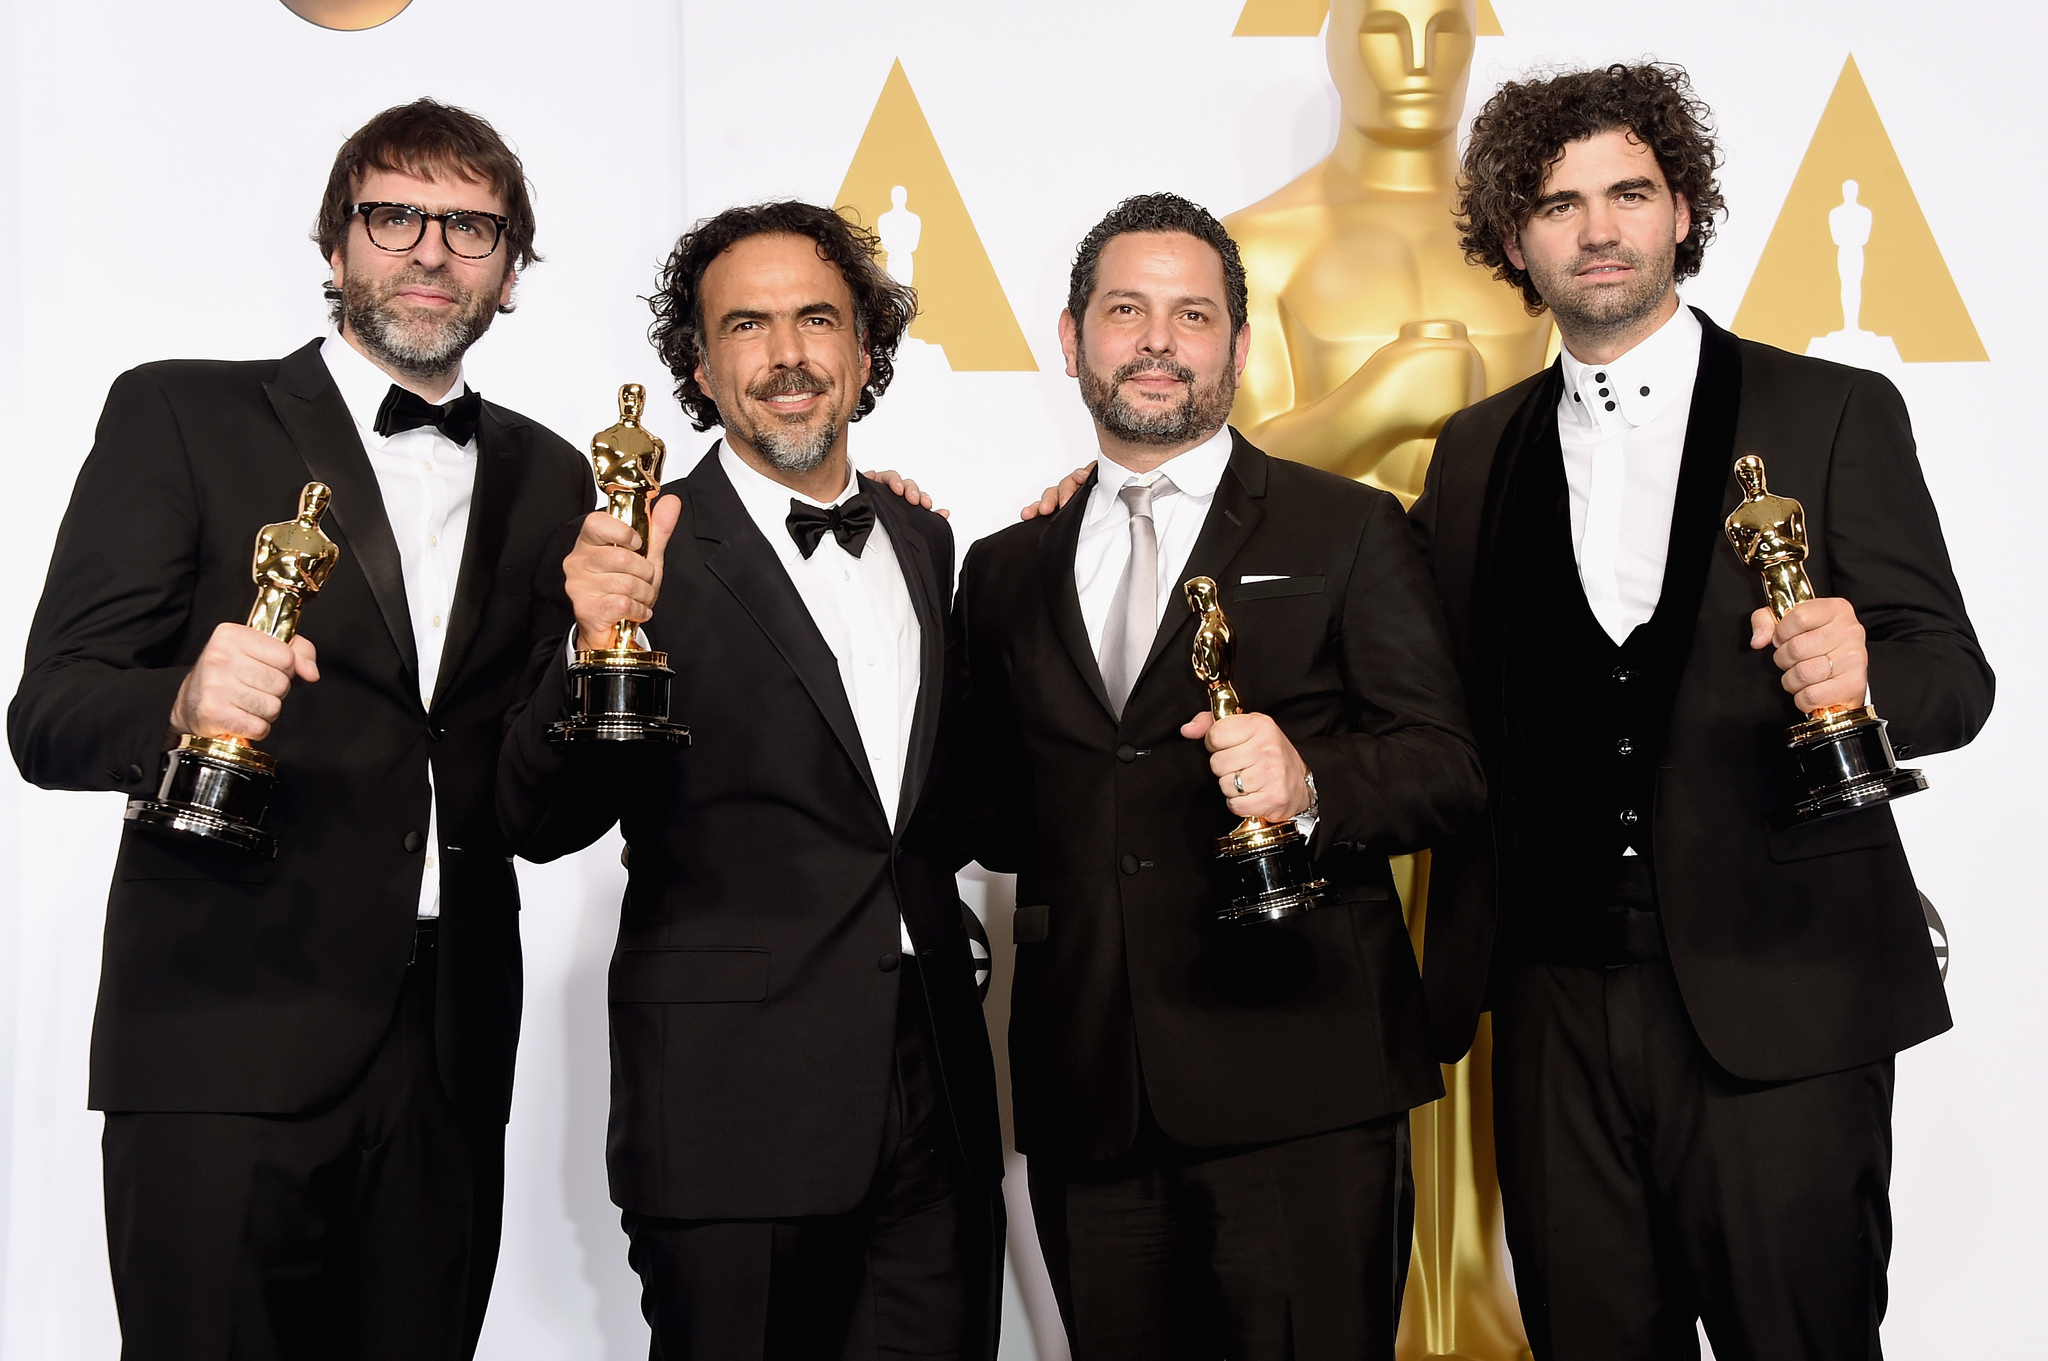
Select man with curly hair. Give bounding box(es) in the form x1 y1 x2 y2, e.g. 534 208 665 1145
1412 62 1992 1358
496 201 1003 1360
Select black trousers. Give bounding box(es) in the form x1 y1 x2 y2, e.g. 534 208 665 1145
101 923 506 1361
1027 1110 1413 1361
623 960 1002 1361
1493 958 1895 1361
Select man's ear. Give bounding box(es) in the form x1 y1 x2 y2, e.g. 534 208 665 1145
1502 233 1526 272
1232 322 1251 377
497 266 518 312
330 248 346 292
1673 193 1693 246
1058 308 1080 379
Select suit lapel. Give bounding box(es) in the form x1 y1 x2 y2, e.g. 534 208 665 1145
431 402 530 708
690 449 883 810
1036 464 1117 723
1469 361 1565 753
1125 430 1267 706
1642 309 1745 669
264 339 420 690
862 474 943 835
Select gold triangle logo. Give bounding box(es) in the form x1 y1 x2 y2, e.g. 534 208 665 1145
1732 55 1985 363
833 60 1036 372
1233 0 1501 37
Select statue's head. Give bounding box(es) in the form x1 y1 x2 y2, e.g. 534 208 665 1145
298 481 332 524
620 382 646 421
1734 454 1767 499
1185 575 1221 615
1327 0 1475 146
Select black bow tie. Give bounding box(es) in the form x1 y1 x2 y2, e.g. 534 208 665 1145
373 384 482 446
786 494 877 560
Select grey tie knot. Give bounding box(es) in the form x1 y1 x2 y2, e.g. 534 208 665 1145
1118 474 1178 523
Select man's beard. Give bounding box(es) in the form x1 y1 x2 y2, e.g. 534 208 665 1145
1532 241 1675 339
730 368 841 474
1078 353 1236 447
341 267 499 383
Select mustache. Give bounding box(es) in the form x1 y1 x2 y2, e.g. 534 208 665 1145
1568 245 1646 275
1111 357 1197 386
368 265 475 306
748 369 831 401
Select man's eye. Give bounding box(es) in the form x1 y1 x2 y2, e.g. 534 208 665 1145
447 216 484 237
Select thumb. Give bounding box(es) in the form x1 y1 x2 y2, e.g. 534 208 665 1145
646 494 683 587
1749 606 1776 650
290 634 320 683
1181 710 1215 741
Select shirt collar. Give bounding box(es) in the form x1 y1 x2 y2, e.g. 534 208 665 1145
1558 302 1702 431
1085 423 1236 527
320 331 469 439
718 441 861 540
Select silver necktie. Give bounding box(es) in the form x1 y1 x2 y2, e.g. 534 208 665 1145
1101 475 1178 716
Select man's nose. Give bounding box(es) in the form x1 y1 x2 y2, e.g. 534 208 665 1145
406 216 456 269
1137 311 1176 355
766 321 807 368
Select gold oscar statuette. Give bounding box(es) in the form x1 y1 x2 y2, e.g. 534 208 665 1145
1726 454 1926 824
123 482 341 859
549 383 689 746
1185 576 1328 924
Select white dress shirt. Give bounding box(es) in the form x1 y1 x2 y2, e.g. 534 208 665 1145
717 445 922 951
1557 303 1703 645
321 333 479 919
1074 423 1235 656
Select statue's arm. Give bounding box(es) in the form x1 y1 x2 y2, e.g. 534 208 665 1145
1823 371 1993 756
1238 326 1485 483
9 368 201 792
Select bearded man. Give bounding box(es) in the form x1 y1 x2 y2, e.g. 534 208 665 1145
953 193 1483 1360
1412 64 1991 1358
9 99 591 1359
496 201 1004 1360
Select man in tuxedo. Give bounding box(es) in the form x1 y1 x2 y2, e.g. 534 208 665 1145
1412 62 1993 1358
496 201 1003 1360
955 193 1484 1360
8 100 592 1358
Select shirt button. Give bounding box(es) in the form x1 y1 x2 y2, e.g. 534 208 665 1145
429 535 439 548
1595 372 1607 382
1120 854 1141 875
431 614 442 628
424 461 435 472
1116 743 1137 763
1598 387 1610 397
1605 401 1617 411
865 655 877 666
1640 386 1651 396
1617 738 1635 756
1619 809 1640 826
841 569 851 582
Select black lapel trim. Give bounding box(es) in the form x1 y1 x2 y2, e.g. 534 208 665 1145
690 447 883 812
1640 309 1745 692
1128 429 1267 705
861 473 944 836
1471 362 1566 754
264 339 420 689
432 402 530 708
1036 463 1116 723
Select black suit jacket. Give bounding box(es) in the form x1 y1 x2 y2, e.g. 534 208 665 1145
9 338 592 1122
956 431 1485 1164
1411 310 1993 1081
496 447 1002 1220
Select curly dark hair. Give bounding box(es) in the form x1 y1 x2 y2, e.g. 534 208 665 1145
1068 193 1248 336
315 98 540 318
1456 63 1725 314
648 201 917 432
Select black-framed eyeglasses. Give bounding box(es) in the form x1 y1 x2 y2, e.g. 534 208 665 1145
350 202 510 260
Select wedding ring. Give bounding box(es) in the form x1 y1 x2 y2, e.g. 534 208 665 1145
1233 773 1246 795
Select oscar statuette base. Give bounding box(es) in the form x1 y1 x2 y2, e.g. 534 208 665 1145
123 734 279 860
1771 704 1927 829
549 647 690 746
1214 818 1328 925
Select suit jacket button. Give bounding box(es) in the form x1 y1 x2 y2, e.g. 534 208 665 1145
127 763 145 783
428 724 445 741
878 953 900 972
1120 854 1140 875
404 831 426 854
1116 743 1137 763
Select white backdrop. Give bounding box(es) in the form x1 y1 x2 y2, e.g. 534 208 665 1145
1 2 2042 1357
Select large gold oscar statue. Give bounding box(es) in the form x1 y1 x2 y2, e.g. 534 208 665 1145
1224 4 1547 1358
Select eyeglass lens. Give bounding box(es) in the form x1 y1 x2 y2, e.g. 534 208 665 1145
363 205 502 259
